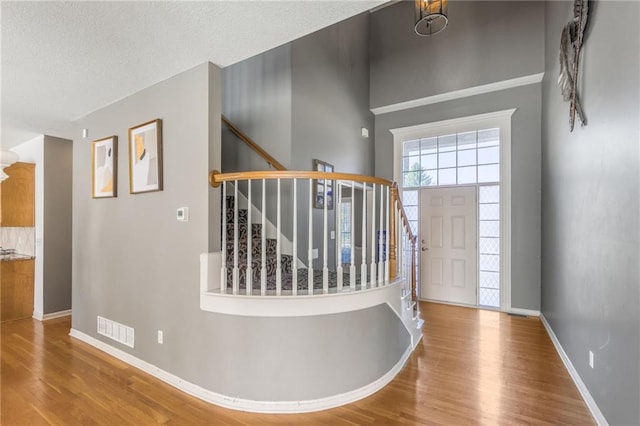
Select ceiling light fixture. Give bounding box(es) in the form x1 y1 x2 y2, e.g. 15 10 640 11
414 0 448 36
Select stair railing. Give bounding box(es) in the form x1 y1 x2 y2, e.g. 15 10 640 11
222 116 287 171
209 170 417 302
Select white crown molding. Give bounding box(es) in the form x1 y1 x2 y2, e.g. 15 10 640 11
372 73 544 115
69 328 413 414
540 314 608 426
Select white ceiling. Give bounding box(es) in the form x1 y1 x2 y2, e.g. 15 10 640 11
1 1 385 148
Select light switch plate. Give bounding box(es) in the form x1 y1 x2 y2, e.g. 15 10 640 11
177 207 189 222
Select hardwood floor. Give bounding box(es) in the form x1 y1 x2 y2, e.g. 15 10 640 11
1 302 594 425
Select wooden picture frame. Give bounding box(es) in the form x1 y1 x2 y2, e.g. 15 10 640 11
128 119 163 194
91 136 117 198
313 159 334 209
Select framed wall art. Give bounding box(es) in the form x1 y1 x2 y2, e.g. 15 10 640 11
313 159 334 209
128 119 163 194
91 136 117 198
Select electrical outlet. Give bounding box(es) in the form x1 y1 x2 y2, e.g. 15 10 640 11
312 248 319 259
330 231 335 240
589 350 594 369
158 330 164 345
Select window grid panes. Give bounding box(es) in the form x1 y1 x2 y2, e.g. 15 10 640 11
402 128 499 188
478 184 500 307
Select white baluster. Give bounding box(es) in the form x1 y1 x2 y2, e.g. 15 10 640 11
370 183 377 287
276 178 282 296
322 175 329 294
261 179 266 296
350 180 356 290
292 178 298 296
233 181 239 295
385 186 390 284
246 180 252 295
378 185 384 285
336 181 343 292
360 183 367 290
221 181 227 294
308 178 314 295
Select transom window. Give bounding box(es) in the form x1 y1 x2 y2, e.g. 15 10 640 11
402 128 500 188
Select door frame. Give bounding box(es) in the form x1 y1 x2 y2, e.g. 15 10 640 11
390 109 515 311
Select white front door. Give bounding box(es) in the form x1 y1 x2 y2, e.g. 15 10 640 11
419 186 477 305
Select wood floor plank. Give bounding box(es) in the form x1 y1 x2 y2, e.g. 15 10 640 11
1 302 595 425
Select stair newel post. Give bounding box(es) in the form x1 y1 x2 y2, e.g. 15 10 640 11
221 181 227 294
246 180 253 295
308 178 314 294
389 184 397 282
370 184 377 288
384 185 390 284
261 179 267 296
378 184 384 286
349 180 356 290
336 180 343 292
276 178 282 296
292 178 298 296
360 183 367 290
233 181 239 295
322 173 329 294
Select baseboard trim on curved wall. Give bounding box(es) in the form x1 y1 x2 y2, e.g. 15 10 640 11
69 328 414 414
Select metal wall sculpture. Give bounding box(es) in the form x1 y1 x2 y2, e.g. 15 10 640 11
558 0 589 131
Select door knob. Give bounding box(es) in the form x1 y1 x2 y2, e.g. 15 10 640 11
421 247 428 252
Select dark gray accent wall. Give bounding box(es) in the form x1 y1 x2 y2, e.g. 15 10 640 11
541 2 640 424
291 12 374 269
72 62 410 402
370 1 544 109
42 135 73 314
222 13 375 269
374 85 542 311
222 44 292 172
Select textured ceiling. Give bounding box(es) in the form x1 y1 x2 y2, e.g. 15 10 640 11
1 1 384 147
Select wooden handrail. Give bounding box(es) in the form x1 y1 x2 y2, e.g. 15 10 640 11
209 170 393 188
209 168 417 303
221 116 287 171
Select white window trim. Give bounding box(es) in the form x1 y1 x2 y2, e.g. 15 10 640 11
390 109 516 312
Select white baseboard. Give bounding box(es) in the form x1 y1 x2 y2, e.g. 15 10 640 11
69 328 413 414
540 314 608 426
506 307 540 317
42 309 72 320
32 310 43 321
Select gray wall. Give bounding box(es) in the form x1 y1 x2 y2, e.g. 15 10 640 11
291 12 374 269
374 85 542 311
541 2 640 424
72 62 410 401
222 13 375 269
42 135 73 313
370 2 544 311
370 1 544 109
222 44 292 172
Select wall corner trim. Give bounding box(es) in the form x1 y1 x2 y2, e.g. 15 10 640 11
68 328 413 414
540 314 609 426
371 73 544 115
